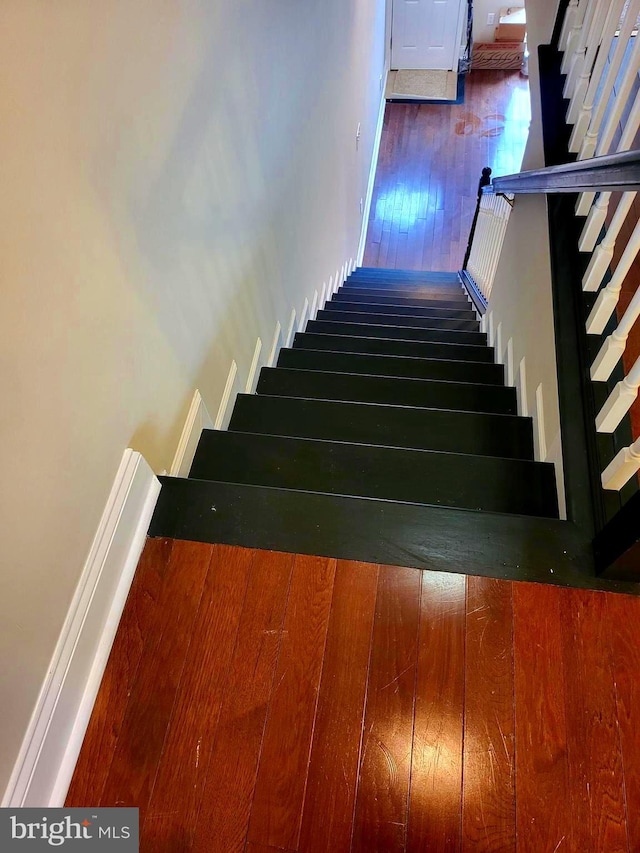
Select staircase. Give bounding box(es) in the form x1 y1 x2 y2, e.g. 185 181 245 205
149 267 589 586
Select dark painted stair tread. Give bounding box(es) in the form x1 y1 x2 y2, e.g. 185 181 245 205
316 308 479 331
333 291 470 309
347 272 463 286
305 320 486 346
353 267 461 280
256 367 517 414
340 285 470 301
188 431 558 517
229 394 534 459
293 332 495 362
327 299 478 320
150 479 631 593
277 347 505 385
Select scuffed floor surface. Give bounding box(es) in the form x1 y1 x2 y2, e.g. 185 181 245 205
68 539 640 852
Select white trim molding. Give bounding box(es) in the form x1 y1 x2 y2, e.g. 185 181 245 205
267 322 282 367
245 338 263 394
2 450 160 807
285 309 297 348
170 390 213 478
214 360 240 430
357 72 388 265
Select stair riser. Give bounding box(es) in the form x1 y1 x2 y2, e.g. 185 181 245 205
352 268 460 279
293 332 495 362
306 320 486 346
230 394 535 459
189 431 559 518
256 367 517 415
336 291 470 308
277 348 505 385
327 300 477 320
317 309 479 331
341 285 469 301
345 275 463 285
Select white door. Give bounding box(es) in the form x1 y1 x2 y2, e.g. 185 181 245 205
391 0 463 70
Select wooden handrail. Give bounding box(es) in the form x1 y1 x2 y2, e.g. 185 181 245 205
491 148 640 194
462 167 492 269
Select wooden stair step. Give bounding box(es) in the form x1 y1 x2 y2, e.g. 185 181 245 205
326 299 478 320
149 479 593 587
277 347 505 384
188 431 559 517
293 331 495 362
256 367 517 414
333 291 470 309
305 319 486 346
230 394 535 459
317 308 480 332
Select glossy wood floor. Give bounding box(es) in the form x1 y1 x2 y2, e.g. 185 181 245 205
67 539 640 852
363 70 531 272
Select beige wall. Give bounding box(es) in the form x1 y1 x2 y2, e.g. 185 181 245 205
0 0 387 794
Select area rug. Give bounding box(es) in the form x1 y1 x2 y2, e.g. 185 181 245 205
387 69 459 101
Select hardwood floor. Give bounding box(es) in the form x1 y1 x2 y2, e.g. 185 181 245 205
363 70 531 272
67 539 640 852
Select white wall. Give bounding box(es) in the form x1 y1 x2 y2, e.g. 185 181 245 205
485 195 566 518
0 0 387 797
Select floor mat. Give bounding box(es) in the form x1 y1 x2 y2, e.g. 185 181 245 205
387 69 458 101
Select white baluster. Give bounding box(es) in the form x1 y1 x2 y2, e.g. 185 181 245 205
478 208 490 295
566 0 611 125
568 0 629 147
562 0 593 75
601 438 640 490
560 0 580 51
578 86 640 228
485 204 499 298
586 215 640 335
579 193 610 251
596 353 640 432
582 192 636 291
563 0 601 98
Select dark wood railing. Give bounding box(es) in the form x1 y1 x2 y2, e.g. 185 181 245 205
491 149 640 194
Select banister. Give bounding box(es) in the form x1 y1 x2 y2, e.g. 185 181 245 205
491 148 640 194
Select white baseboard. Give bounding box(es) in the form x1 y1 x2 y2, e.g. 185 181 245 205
310 290 319 320
214 360 240 430
267 322 282 367
2 450 160 808
285 309 297 347
245 338 263 394
170 390 213 477
357 73 388 266
298 298 310 332
319 282 327 312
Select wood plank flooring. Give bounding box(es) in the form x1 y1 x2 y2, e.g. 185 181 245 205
363 70 531 272
67 539 640 852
